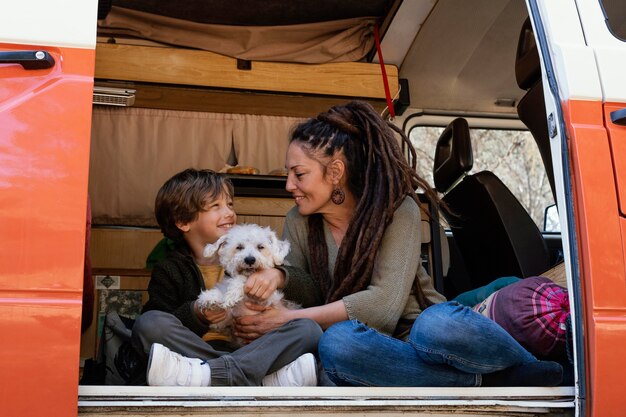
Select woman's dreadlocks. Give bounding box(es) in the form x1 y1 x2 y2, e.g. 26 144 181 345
290 101 443 309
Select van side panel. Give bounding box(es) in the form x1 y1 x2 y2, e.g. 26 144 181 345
604 102 626 217
564 99 626 416
0 44 94 417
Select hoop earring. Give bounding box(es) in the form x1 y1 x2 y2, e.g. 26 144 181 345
331 187 346 205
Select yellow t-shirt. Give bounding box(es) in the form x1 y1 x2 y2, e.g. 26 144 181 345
196 264 231 342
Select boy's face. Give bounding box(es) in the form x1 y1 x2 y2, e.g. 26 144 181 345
177 191 236 245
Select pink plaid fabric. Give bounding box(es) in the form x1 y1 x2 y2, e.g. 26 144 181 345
474 277 570 359
530 280 569 341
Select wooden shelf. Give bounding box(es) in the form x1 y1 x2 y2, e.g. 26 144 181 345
95 43 398 99
130 83 389 117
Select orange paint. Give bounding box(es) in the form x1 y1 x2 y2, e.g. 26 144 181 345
564 99 626 416
0 43 94 417
604 102 626 217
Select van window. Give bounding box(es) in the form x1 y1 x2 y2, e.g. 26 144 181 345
601 0 626 40
409 126 555 228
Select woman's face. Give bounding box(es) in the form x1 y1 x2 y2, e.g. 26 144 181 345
285 142 335 216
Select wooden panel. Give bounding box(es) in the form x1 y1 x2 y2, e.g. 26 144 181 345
90 228 163 270
95 43 398 99
127 82 389 117
420 220 431 244
90 198 294 269
235 197 293 235
234 197 294 216
237 216 286 236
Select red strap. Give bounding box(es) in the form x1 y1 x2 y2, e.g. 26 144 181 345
374 23 395 119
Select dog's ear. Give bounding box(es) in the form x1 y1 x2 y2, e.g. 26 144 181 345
203 235 228 260
268 229 291 265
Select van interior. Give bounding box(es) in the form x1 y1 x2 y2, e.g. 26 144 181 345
79 0 575 415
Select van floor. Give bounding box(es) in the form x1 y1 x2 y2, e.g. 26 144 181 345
78 385 575 416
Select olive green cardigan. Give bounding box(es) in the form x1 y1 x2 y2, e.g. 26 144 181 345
280 197 446 337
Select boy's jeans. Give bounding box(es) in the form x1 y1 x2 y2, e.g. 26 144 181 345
319 301 536 386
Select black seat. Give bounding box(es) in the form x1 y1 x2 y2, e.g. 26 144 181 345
433 118 551 289
516 17 557 203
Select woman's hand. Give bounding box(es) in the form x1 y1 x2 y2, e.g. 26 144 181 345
194 300 227 324
234 300 349 343
244 267 285 302
234 302 293 343
202 307 227 324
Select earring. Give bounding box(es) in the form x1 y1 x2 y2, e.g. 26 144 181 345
331 187 345 205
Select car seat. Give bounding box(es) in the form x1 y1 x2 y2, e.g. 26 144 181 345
516 17 557 203
433 117 551 289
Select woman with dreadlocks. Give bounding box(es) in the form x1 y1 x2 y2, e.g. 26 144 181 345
236 100 564 387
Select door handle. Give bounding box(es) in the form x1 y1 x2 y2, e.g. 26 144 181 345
0 50 55 70
610 108 626 126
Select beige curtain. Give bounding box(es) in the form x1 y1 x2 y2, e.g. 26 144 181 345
98 6 375 64
232 113 298 173
89 107 302 226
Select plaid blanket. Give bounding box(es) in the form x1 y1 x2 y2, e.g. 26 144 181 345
474 276 569 359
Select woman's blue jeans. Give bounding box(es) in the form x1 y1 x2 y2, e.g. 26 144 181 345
319 301 537 386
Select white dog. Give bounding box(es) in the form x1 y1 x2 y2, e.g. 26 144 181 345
196 223 294 344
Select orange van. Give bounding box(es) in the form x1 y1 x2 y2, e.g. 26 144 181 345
1 1 625 416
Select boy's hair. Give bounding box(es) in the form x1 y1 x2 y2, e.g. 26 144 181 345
155 168 234 241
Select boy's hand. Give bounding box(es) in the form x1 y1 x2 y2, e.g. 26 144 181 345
244 268 285 302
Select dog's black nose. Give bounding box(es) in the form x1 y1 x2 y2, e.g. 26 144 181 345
244 256 256 266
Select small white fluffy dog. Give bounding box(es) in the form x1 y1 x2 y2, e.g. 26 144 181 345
196 223 293 344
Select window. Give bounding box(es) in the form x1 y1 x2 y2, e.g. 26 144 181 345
409 126 555 228
601 0 626 41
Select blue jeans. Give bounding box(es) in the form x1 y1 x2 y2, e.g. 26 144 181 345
319 301 537 386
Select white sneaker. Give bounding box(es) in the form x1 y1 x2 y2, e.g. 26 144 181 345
262 353 317 386
147 343 212 386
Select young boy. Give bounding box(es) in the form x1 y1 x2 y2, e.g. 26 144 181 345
131 168 321 386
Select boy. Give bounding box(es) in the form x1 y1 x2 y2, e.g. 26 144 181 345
132 168 321 386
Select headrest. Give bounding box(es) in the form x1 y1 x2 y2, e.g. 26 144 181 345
515 17 541 90
433 118 473 193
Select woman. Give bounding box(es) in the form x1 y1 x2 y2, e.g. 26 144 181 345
236 100 563 387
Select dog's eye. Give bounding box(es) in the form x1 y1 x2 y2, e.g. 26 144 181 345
236 244 244 250
257 244 265 250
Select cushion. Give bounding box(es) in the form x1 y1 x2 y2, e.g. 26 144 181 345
453 276 521 306
473 276 570 359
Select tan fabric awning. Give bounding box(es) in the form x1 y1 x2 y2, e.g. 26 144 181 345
99 6 376 64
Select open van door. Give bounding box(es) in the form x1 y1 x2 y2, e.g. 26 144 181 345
527 0 626 415
0 2 97 416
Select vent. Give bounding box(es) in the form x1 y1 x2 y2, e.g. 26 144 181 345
93 86 136 107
